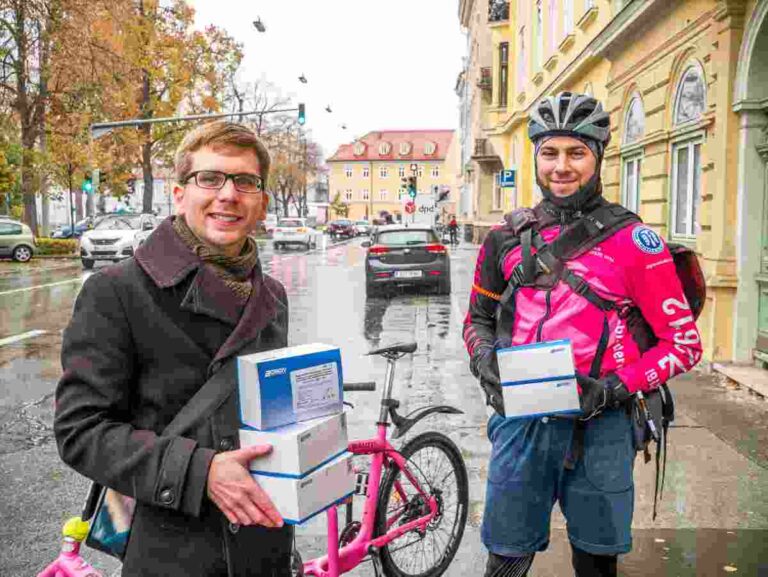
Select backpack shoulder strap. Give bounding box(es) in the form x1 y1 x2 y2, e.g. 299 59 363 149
548 203 641 262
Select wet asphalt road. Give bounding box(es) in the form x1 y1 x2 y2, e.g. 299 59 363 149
1 235 767 576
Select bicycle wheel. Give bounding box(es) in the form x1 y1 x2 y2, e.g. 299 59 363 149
375 431 469 577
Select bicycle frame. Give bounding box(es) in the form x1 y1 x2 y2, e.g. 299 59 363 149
302 355 442 577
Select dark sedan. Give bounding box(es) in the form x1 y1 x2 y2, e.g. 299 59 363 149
327 219 356 239
363 225 450 297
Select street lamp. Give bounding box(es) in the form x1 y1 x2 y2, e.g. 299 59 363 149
253 18 266 32
325 105 332 113
298 74 307 84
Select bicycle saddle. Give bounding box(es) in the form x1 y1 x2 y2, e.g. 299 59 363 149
366 342 418 357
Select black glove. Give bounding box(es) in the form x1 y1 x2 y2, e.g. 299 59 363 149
576 373 632 420
470 347 504 416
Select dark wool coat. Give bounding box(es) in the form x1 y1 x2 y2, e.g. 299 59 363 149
54 218 293 576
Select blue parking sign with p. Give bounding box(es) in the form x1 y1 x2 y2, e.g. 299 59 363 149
500 169 516 188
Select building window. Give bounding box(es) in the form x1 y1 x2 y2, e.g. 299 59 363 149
621 156 642 214
363 167 370 178
362 189 370 201
674 64 706 125
417 166 424 178
424 141 436 155
563 0 573 35
623 95 645 145
379 141 392 155
379 166 388 178
585 0 594 8
399 142 411 156
671 139 702 238
499 42 509 107
345 166 353 178
493 173 503 210
398 165 405 177
345 189 353 202
380 190 388 201
535 1 543 69
431 166 440 178
517 27 526 87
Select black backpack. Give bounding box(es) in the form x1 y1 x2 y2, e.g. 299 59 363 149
494 201 706 518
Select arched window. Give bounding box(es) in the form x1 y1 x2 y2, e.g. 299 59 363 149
673 64 706 125
670 63 706 238
623 95 645 145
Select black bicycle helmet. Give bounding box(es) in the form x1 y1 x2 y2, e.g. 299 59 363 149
528 92 611 149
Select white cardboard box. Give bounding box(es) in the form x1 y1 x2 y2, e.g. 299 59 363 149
239 412 348 477
252 452 356 525
238 343 344 430
497 339 581 419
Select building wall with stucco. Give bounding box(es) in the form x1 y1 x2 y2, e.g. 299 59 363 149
460 0 768 365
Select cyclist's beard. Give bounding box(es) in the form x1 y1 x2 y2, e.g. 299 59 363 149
535 162 603 215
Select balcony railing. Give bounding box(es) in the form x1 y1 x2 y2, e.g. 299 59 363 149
489 0 509 22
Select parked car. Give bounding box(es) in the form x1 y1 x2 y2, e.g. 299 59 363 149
362 224 450 298
354 220 372 236
0 218 35 262
51 216 102 239
273 217 317 250
327 219 356 240
79 213 158 269
264 213 278 239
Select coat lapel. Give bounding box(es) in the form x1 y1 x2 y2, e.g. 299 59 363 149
136 217 282 364
213 262 280 364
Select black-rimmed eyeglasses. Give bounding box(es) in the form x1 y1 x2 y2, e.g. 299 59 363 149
184 170 264 194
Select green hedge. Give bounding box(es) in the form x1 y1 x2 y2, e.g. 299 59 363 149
35 238 78 255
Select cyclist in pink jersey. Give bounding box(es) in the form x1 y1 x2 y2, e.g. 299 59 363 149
464 92 702 577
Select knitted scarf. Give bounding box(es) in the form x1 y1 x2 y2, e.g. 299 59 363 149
172 215 258 304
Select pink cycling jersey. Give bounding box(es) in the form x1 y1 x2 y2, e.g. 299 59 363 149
464 217 702 393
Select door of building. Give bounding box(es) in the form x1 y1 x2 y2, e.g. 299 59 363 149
756 145 768 364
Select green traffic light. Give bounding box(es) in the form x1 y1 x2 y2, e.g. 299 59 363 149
298 103 306 125
82 178 93 193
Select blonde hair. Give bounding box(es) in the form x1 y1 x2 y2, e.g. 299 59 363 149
174 121 271 185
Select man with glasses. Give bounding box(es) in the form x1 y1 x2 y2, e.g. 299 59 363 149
55 122 293 576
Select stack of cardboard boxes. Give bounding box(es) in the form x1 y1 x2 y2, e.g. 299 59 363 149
237 343 355 524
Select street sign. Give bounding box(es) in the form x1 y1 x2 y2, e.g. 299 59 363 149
500 169 517 188
405 201 416 214
410 163 418 173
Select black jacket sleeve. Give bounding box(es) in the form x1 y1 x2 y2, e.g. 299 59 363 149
54 272 215 517
463 222 517 373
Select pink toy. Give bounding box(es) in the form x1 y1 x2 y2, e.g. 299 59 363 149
37 517 103 577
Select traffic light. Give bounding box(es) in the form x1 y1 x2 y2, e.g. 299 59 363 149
82 175 93 194
407 176 417 199
298 103 306 125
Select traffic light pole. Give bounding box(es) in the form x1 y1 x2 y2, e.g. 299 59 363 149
90 106 303 139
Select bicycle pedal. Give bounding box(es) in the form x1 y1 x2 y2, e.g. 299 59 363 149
354 472 369 496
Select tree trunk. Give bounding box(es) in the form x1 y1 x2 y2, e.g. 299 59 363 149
139 0 154 214
142 139 153 213
75 189 83 220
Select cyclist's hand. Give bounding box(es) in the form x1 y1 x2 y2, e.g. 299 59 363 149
577 373 631 420
206 444 284 528
472 348 500 387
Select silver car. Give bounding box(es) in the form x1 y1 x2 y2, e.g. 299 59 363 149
363 225 451 298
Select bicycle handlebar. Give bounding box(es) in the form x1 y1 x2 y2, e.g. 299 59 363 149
343 381 376 392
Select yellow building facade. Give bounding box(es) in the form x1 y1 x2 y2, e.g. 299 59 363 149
460 0 768 366
326 130 456 223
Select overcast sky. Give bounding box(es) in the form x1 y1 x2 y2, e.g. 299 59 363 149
190 0 466 161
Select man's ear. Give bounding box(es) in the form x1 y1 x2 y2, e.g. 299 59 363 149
172 183 185 213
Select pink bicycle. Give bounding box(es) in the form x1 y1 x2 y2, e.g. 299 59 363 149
295 342 469 577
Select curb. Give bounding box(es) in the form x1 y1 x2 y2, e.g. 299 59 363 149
711 362 768 398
